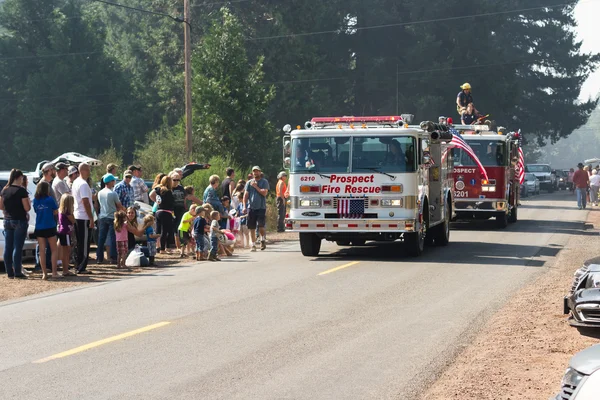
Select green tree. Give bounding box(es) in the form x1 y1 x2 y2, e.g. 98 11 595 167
191 8 276 170
0 0 138 169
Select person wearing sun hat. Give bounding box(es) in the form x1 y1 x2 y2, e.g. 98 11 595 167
243 166 270 251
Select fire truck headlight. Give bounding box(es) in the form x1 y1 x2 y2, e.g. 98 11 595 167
300 199 321 207
381 199 403 207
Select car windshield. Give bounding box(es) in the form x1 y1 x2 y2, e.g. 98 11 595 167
291 136 417 173
526 165 551 173
451 139 507 167
352 136 417 173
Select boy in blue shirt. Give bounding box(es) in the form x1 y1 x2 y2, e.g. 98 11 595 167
142 214 160 265
193 206 208 261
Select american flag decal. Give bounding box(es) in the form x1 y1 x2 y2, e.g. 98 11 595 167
338 198 365 219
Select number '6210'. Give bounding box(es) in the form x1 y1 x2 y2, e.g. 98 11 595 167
300 176 316 182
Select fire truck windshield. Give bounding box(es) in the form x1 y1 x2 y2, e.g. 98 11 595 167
291 136 417 173
452 139 508 167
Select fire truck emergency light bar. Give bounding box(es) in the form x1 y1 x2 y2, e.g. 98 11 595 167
452 124 491 132
311 116 403 124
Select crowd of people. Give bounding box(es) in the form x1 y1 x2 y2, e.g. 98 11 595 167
1 162 291 279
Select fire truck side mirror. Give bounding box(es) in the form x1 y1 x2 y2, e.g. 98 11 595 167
283 157 291 169
283 139 291 157
422 153 431 164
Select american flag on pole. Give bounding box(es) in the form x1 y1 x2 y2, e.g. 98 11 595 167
447 127 489 180
516 147 525 184
338 198 365 219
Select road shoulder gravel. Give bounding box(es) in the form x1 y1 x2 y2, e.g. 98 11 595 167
421 210 600 400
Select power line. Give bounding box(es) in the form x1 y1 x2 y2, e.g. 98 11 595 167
246 2 585 41
0 51 102 61
91 0 184 22
262 59 541 85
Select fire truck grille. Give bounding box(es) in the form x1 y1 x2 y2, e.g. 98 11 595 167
332 198 370 209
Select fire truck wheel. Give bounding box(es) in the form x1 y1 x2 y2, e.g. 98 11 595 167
432 204 451 246
300 233 322 257
508 205 518 223
406 214 427 256
495 212 509 228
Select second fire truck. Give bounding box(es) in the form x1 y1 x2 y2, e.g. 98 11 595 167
282 115 455 257
450 124 521 228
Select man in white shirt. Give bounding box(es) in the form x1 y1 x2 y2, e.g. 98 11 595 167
590 169 600 206
72 163 95 274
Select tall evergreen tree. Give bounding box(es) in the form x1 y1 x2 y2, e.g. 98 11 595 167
191 8 276 169
0 0 138 169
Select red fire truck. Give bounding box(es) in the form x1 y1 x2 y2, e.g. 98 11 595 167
451 125 521 228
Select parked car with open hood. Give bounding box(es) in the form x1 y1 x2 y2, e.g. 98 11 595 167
564 263 600 328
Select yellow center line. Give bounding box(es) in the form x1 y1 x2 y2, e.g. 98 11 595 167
318 261 360 276
33 321 171 364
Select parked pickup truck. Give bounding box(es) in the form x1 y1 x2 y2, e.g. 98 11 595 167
525 164 557 192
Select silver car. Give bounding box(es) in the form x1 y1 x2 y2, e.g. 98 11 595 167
524 173 540 196
554 344 600 399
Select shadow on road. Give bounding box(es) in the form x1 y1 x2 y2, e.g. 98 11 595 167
312 241 554 267
452 219 595 236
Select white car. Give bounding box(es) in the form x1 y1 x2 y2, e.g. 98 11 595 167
0 171 39 264
554 344 600 399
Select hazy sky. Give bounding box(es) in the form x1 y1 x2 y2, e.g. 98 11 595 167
575 0 600 101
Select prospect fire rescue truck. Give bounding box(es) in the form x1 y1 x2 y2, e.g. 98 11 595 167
450 124 521 228
282 115 455 257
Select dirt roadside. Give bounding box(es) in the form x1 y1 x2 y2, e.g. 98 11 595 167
0 231 298 303
421 211 600 400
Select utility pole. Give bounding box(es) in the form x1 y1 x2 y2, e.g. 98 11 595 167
184 0 193 159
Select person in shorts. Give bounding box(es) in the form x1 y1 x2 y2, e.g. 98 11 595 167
243 166 269 252
193 207 208 261
57 193 77 276
178 204 196 258
33 181 59 279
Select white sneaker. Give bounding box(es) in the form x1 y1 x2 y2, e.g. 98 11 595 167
251 245 257 252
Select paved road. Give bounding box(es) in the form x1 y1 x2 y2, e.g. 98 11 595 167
0 192 588 399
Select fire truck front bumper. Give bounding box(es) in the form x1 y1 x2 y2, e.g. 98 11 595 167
454 199 508 219
285 218 417 233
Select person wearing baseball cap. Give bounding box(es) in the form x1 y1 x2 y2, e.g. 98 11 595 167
40 162 57 201
127 165 149 204
96 174 123 264
243 166 270 251
276 171 289 233
114 170 134 208
52 162 71 201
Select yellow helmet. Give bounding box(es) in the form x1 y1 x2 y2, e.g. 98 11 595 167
460 83 472 90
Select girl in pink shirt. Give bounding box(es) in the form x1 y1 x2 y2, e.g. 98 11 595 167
114 211 129 269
